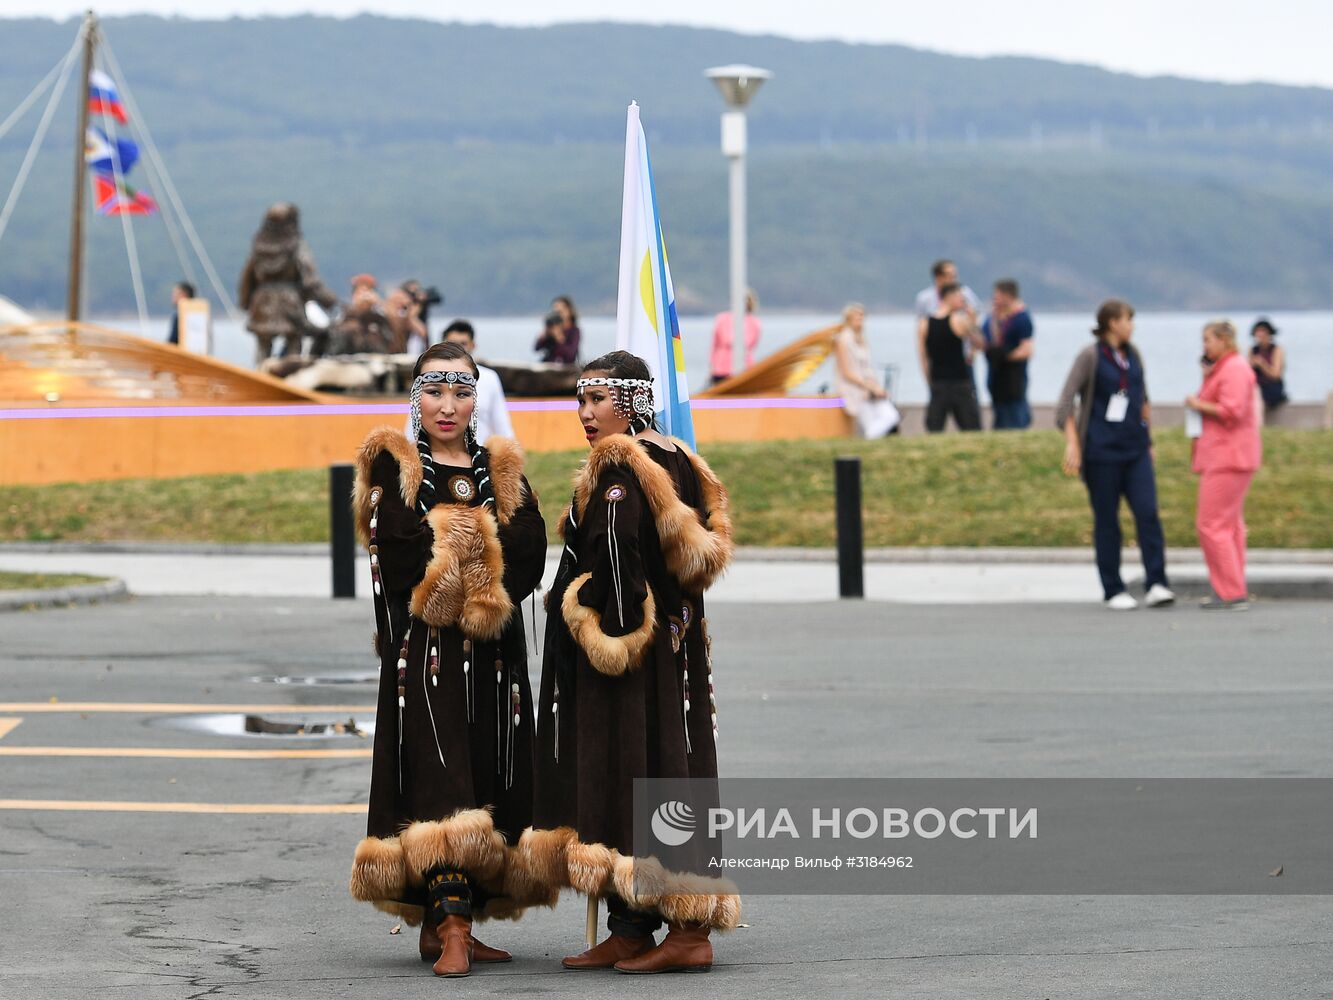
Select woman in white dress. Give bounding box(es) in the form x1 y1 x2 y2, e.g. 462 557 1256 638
834 302 900 437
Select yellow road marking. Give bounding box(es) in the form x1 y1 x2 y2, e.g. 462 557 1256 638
0 746 371 759
0 799 366 814
0 703 375 714
0 718 22 740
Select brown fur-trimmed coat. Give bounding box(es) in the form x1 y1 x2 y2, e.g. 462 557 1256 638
529 434 740 929
348 427 549 923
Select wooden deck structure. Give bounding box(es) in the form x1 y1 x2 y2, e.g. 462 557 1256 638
1 320 850 485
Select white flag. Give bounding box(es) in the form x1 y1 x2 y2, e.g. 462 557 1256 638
614 102 694 446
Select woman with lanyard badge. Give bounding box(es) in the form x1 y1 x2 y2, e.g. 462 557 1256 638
1056 300 1175 610
347 342 550 977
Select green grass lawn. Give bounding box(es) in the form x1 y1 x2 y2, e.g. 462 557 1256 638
1 430 1328 549
0 571 107 590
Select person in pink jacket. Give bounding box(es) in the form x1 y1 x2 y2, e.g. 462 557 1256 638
709 289 761 385
1185 320 1262 610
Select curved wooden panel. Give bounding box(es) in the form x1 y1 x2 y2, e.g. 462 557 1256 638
697 323 840 398
0 321 324 405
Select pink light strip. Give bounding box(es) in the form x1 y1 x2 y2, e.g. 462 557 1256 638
0 397 845 421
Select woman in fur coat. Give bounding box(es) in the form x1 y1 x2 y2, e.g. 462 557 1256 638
347 342 549 977
519 350 740 974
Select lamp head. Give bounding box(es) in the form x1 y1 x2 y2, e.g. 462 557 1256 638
705 64 772 108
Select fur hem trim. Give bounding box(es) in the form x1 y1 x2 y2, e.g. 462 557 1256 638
512 827 741 931
611 854 742 930
512 827 577 896
409 505 513 638
398 809 508 885
353 824 551 925
560 571 656 676
483 435 528 525
572 435 733 593
349 835 407 902
353 426 422 546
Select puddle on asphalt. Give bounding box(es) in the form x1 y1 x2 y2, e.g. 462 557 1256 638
151 713 375 739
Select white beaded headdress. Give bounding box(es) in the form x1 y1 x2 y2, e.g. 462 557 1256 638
576 376 655 429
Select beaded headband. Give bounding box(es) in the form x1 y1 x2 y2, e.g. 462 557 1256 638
575 377 653 391
576 376 656 420
410 369 479 439
415 370 477 389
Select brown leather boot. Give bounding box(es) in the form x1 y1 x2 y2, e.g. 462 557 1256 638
420 921 511 964
614 923 712 974
468 934 512 963
431 914 473 977
419 919 440 963
562 931 656 970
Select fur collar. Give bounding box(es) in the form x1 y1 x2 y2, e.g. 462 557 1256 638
353 427 528 545
570 434 733 592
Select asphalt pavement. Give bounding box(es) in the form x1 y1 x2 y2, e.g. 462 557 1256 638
1 595 1330 998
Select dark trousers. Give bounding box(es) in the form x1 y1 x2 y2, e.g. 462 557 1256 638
926 380 982 432
992 399 1031 430
1082 451 1169 600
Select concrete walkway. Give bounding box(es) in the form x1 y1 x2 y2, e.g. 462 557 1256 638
2 544 1329 604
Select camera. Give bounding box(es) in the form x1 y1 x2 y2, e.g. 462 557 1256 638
413 285 443 308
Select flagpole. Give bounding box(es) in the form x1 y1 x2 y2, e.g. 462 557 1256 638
66 10 96 326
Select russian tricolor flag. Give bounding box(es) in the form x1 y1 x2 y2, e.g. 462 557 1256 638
88 69 128 124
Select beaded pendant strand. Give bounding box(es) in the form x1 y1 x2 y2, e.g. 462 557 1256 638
551 678 560 763
703 618 719 743
462 639 474 722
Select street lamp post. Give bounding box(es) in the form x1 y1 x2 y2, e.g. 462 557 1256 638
705 64 771 358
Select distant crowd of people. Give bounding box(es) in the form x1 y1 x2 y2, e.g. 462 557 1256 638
828 259 1038 439
829 258 1277 612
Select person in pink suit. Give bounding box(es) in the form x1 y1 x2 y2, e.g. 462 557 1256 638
1185 320 1262 610
708 289 761 385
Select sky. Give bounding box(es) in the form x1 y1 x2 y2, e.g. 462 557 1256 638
1 0 1331 90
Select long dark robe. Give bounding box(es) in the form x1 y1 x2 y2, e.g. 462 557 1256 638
519 434 741 930
347 428 550 923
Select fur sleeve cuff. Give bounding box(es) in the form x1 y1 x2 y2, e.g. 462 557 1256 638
353 426 423 546
672 445 735 592
409 505 514 639
561 571 656 676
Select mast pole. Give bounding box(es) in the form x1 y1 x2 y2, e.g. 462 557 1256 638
66 10 95 326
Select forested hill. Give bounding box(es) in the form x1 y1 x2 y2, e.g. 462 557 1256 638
2 15 1330 314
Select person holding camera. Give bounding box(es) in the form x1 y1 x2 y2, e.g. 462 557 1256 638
534 296 581 364
328 274 392 356
401 279 443 332
386 285 428 355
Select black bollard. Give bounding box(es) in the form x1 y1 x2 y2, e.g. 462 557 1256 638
834 457 864 598
330 463 356 599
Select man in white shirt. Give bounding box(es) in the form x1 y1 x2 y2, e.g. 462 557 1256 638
914 258 981 364
914 258 981 318
442 319 515 442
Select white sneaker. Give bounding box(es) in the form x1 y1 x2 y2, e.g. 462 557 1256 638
1106 592 1138 611
1144 584 1176 608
